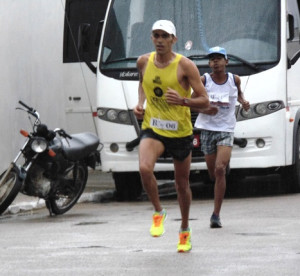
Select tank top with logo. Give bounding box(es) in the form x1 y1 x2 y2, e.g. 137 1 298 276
141 52 192 137
194 72 238 132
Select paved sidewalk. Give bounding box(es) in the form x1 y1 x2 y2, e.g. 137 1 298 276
4 170 115 215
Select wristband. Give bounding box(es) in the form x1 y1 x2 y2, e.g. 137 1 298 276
182 97 189 106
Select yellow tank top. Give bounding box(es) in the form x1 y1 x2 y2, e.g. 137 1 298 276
142 52 192 137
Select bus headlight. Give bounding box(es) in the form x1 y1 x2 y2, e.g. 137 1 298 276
255 103 268 115
237 100 284 121
97 108 106 117
107 109 118 121
241 108 254 119
118 111 130 123
268 101 282 110
96 108 132 125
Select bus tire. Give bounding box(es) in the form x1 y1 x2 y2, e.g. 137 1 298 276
283 126 300 193
113 172 143 201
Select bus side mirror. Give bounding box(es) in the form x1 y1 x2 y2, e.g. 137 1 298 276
287 14 295 41
78 23 91 54
95 20 104 47
78 23 97 74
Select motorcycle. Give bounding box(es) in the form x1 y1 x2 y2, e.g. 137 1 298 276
0 101 100 216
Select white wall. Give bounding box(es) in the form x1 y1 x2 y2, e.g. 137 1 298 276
0 0 97 171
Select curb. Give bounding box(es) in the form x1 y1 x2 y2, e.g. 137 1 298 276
4 189 115 215
6 199 46 215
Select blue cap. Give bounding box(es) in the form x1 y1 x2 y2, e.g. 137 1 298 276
208 46 227 59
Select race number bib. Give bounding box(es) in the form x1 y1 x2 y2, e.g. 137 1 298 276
150 118 178 131
209 92 229 107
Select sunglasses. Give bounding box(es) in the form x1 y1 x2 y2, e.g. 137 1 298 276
152 32 171 39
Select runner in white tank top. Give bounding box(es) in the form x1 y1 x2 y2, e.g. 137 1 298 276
193 46 250 228
194 72 238 132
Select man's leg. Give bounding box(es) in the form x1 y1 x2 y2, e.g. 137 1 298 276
139 137 165 212
213 145 232 216
173 153 192 229
205 153 217 182
174 154 192 252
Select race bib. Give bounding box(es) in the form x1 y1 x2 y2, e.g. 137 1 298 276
209 92 229 104
150 118 178 131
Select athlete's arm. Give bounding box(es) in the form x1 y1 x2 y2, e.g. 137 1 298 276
133 55 147 120
190 74 218 115
165 57 209 108
180 57 209 108
235 75 250 111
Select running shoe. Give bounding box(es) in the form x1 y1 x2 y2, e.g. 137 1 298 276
210 213 222 228
150 209 167 237
177 228 192 253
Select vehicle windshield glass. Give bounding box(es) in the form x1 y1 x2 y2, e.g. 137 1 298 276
100 0 279 76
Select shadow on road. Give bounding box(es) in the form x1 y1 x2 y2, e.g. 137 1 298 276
154 174 289 201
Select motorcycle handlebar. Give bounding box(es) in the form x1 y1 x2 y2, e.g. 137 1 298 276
17 103 73 140
19 100 35 113
18 100 40 120
54 128 72 139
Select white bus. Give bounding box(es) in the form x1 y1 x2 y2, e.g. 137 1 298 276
77 0 300 200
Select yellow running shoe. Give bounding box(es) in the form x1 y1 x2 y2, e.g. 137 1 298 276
150 209 167 237
177 228 192 253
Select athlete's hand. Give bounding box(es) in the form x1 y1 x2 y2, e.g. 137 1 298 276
133 104 144 120
165 87 182 105
205 105 219 115
241 100 250 111
196 105 218 115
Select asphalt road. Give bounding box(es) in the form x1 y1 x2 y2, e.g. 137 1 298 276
0 193 299 276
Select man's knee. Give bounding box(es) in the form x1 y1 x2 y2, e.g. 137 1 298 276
139 163 153 178
175 179 190 194
214 164 226 178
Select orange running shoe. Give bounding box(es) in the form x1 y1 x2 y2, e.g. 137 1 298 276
177 228 192 253
150 209 167 237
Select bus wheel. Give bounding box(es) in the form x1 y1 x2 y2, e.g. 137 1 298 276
113 172 143 201
282 126 300 193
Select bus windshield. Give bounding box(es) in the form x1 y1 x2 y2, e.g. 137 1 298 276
100 0 280 76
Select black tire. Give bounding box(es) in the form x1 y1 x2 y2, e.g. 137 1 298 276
48 162 88 215
0 165 22 215
113 172 143 201
282 126 300 193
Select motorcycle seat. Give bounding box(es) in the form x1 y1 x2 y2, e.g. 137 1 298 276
62 132 99 160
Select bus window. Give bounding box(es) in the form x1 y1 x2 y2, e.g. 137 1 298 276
287 0 300 60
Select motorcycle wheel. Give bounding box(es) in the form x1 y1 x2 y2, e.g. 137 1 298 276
0 165 22 215
47 162 88 215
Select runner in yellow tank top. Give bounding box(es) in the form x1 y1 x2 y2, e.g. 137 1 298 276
142 52 192 138
133 20 209 253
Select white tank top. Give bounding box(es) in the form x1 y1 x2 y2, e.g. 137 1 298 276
194 72 238 132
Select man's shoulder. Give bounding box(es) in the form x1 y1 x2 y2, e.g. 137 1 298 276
137 52 153 67
138 52 151 61
177 53 188 62
178 54 196 70
231 73 241 84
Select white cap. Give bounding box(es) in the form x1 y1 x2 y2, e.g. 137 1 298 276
152 20 176 37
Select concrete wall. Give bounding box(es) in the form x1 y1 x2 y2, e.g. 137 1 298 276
0 0 97 171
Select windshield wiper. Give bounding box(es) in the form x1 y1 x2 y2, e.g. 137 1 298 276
227 54 259 72
187 53 259 71
103 57 138 65
186 54 208 60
